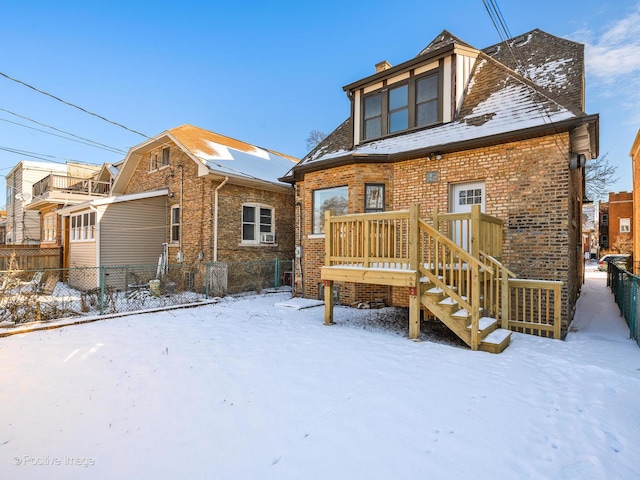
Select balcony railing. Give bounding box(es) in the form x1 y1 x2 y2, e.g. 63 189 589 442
32 175 111 198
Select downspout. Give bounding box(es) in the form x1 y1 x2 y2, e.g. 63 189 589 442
213 176 229 262
177 165 184 263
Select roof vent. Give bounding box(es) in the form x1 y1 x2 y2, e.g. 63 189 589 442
512 34 527 46
485 45 499 56
375 60 392 73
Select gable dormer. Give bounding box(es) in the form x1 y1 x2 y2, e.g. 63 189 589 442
345 31 480 146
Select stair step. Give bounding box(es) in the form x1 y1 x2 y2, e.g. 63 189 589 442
439 295 466 307
479 328 512 354
420 275 443 283
425 287 444 295
466 316 497 332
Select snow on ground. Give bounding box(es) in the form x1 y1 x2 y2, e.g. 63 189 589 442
1 267 639 479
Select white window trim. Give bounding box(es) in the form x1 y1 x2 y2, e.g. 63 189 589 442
70 211 96 242
620 218 631 233
42 212 57 243
170 205 180 244
160 147 170 169
240 203 276 246
150 153 159 172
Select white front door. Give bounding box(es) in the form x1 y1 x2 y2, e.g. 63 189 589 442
451 181 485 251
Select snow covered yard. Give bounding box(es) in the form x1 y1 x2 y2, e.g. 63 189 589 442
1 269 639 479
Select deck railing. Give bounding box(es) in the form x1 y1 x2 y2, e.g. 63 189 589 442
325 210 411 268
32 174 111 198
417 216 494 349
432 208 504 259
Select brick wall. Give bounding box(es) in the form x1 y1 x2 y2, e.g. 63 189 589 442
296 163 394 304
607 191 633 254
123 143 295 266
295 133 580 328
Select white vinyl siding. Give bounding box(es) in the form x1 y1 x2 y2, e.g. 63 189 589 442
100 196 166 266
67 241 99 290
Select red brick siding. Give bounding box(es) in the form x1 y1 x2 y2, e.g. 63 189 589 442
296 133 580 327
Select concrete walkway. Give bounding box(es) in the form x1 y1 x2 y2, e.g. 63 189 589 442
568 265 631 340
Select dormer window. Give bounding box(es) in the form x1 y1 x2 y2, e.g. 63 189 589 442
363 94 382 139
389 85 409 132
416 74 439 126
361 71 440 141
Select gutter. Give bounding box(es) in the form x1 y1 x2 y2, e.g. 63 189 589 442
285 113 600 180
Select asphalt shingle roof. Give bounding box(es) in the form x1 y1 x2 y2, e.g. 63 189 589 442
289 29 591 178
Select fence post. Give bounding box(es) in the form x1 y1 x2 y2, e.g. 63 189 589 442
275 258 280 288
100 266 106 315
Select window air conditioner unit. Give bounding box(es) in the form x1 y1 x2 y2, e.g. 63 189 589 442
261 233 275 244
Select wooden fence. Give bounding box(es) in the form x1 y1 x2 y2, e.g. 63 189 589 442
0 246 62 270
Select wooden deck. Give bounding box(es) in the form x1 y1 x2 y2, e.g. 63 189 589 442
321 204 562 352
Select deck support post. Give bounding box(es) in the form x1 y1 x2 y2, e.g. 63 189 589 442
408 286 420 339
408 204 421 339
323 280 335 325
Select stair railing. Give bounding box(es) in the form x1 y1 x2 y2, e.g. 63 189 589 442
417 219 494 350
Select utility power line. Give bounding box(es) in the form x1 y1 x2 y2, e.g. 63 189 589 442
0 145 92 165
0 69 150 139
0 107 127 154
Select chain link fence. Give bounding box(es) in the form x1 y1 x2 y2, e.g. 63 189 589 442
0 259 293 325
607 262 640 347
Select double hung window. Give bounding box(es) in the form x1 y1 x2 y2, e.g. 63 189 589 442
242 204 274 244
170 205 180 243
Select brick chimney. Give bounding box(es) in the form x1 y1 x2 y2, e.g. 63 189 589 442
375 60 392 73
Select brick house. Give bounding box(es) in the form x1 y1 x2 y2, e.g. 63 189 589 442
631 129 640 271
281 29 599 340
59 125 297 288
603 192 633 255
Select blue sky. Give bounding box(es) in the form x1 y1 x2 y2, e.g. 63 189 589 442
1 0 639 208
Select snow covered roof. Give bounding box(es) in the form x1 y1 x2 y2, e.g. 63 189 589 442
285 29 596 180
169 125 298 187
113 125 299 194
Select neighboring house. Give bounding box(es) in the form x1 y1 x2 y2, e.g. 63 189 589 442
5 161 69 244
599 201 610 252
60 124 298 289
281 28 598 344
0 210 6 244
631 129 640 272
582 202 597 259
604 191 633 254
24 162 115 254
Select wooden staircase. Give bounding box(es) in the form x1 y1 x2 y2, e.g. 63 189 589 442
420 278 511 354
